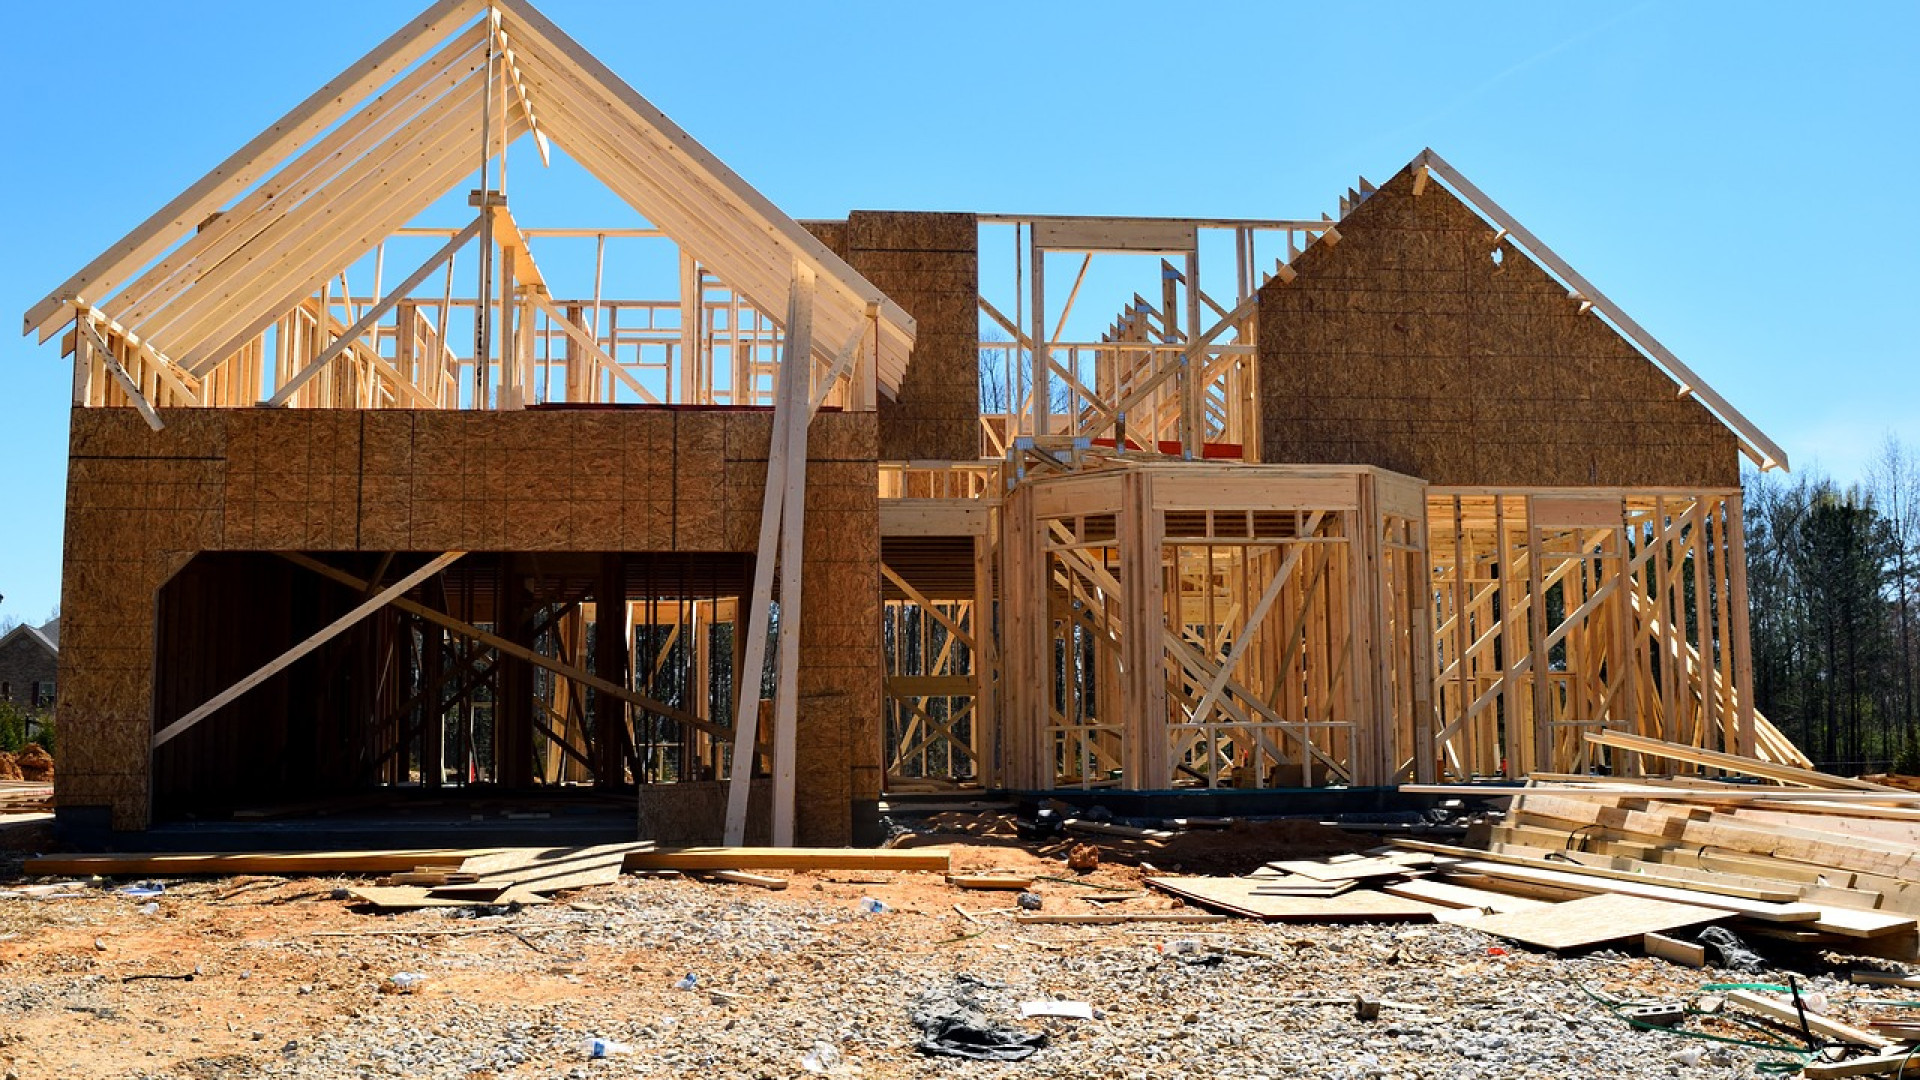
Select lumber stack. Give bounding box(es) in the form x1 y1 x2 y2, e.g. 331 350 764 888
1397 733 1920 963
0 781 54 814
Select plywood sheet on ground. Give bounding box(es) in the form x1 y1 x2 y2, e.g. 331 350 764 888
622 847 951 872
1267 855 1420 882
1146 876 1443 922
1383 878 1548 914
26 851 480 876
439 844 638 899
1461 893 1728 951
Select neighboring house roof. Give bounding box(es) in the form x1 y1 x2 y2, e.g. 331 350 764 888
0 622 58 659
21 0 916 397
37 617 58 648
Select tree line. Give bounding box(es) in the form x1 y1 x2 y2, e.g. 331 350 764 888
1745 436 1920 773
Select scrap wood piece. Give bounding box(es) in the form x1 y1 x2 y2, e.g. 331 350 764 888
1147 876 1444 923
1395 838 1810 904
1459 893 1728 951
385 871 479 887
947 873 1035 891
1723 989 1897 1050
1269 855 1419 883
1803 1050 1920 1078
1383 878 1547 914
1436 857 1821 924
700 870 788 890
1063 819 1174 840
348 885 550 910
25 850 480 877
1641 931 1707 968
1801 905 1920 940
1853 971 1920 990
1247 877 1357 898
623 847 950 873
1585 731 1900 793
1013 910 1230 925
437 844 636 899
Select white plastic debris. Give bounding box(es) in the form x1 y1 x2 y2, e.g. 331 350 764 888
1020 1000 1095 1020
584 1037 633 1059
800 1040 842 1074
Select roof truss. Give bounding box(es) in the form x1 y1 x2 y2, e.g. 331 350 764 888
24 0 915 395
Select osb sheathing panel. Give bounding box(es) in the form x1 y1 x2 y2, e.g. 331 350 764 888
1258 165 1739 488
810 212 981 462
58 407 881 841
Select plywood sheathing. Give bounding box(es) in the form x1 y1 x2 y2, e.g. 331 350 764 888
58 407 879 840
809 213 980 462
1258 165 1738 488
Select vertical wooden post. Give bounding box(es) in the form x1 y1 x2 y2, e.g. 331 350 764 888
1726 493 1757 758
1181 250 1202 460
1524 497 1553 774
678 249 700 403
422 615 444 789
1029 244 1047 439
769 267 817 846
72 308 93 406
497 245 520 409
723 264 817 846
495 555 532 787
1120 471 1169 788
596 553 628 787
972 525 998 788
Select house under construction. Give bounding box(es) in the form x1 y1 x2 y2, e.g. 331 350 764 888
28 0 1808 847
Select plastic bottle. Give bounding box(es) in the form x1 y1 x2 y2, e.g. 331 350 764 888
584 1037 633 1059
857 897 887 915
673 972 698 991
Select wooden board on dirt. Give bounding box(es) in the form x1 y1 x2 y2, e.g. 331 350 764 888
26 850 482 877
1267 855 1420 883
349 885 549 910
1461 893 1728 951
438 844 636 899
623 847 951 872
1383 878 1548 914
1146 876 1444 923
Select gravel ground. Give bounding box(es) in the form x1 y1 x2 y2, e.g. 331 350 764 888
0 845 1906 1079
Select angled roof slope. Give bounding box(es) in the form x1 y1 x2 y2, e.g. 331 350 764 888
1260 153 1782 486
1412 149 1785 472
23 0 915 394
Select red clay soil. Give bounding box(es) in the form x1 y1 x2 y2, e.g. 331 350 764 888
14 745 53 783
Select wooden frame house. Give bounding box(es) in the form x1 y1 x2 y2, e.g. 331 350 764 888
28 2 1802 846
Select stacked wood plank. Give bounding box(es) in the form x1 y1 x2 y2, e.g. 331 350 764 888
0 781 54 814
1394 734 1920 964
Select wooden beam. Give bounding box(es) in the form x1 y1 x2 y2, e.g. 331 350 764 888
527 291 659 402
623 847 950 872
155 553 464 749
276 553 748 749
723 264 816 846
1187 515 1324 728
1586 730 1897 792
23 0 486 341
770 265 817 846
79 319 163 431
263 220 482 404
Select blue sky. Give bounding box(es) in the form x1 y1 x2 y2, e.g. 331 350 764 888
1 1 1915 626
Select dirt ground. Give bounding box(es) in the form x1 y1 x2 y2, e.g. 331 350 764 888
0 817 1907 1079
